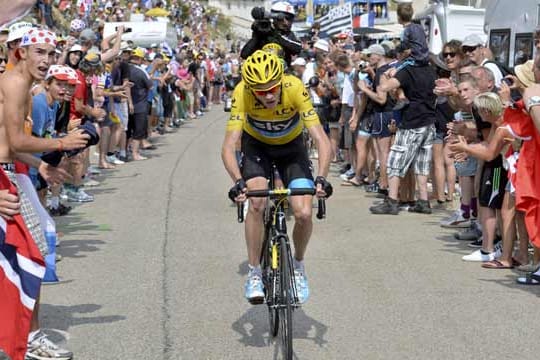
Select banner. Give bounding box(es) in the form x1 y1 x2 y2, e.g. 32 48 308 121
319 3 352 38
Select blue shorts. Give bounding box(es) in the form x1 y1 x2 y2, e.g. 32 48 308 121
455 156 477 177
371 112 393 138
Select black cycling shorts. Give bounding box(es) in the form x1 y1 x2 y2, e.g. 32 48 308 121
478 155 507 209
241 132 313 186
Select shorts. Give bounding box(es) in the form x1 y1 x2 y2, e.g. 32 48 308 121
340 105 354 149
371 112 393 138
387 124 435 178
455 156 478 177
98 112 113 128
241 132 313 187
478 156 507 209
128 112 148 140
113 101 129 131
357 114 372 138
4 168 48 257
432 131 445 145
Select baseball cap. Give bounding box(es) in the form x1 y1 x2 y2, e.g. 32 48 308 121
291 57 306 66
462 34 484 47
514 60 535 88
131 47 145 58
380 40 395 51
119 41 132 51
365 44 385 56
313 39 329 52
7 22 32 43
45 65 71 81
20 29 57 47
79 28 97 42
68 44 83 53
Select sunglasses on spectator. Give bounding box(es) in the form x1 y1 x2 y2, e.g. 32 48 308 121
0 58 6 64
462 46 479 53
442 52 456 58
252 83 281 97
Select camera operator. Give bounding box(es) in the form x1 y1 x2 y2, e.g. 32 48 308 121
240 1 302 66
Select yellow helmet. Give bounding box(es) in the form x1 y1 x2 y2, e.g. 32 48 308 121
262 42 284 58
242 50 283 88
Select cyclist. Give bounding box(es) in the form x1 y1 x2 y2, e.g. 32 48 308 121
221 50 333 304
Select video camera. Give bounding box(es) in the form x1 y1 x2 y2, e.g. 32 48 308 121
251 6 277 34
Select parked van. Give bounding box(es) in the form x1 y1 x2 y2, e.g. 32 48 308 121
484 0 538 68
412 0 485 55
103 21 178 49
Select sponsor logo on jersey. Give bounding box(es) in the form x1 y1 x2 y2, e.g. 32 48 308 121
247 113 300 134
301 109 316 118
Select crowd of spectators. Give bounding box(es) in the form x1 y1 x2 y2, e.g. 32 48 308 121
2 0 540 358
285 2 539 283
0 0 244 358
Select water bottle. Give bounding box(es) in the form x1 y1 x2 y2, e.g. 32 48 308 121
42 220 59 283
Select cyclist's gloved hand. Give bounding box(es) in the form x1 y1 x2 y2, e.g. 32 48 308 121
315 176 333 198
228 178 247 202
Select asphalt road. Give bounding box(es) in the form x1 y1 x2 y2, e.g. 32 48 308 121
43 108 540 360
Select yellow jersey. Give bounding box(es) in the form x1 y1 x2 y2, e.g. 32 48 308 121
226 75 320 145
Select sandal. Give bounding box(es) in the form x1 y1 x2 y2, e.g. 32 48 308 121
341 179 362 187
516 273 540 285
481 259 514 269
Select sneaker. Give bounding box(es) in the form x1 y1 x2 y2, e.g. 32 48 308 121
370 198 399 215
67 188 94 203
454 221 482 240
196 110 203 117
462 248 501 262
408 199 432 214
468 237 483 248
294 268 309 304
26 331 73 360
83 178 100 187
47 203 71 217
398 201 414 211
339 163 351 174
244 271 264 304
439 210 470 228
117 155 129 163
106 154 125 165
339 168 355 181
365 182 380 193
87 165 101 175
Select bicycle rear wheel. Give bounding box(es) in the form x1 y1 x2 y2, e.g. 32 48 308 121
279 236 293 360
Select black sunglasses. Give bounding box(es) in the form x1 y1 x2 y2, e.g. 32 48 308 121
462 46 479 53
0 58 6 63
442 52 456 58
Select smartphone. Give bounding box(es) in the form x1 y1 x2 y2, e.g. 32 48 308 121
502 77 514 86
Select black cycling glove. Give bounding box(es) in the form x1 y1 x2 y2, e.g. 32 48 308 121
315 176 333 198
228 179 247 202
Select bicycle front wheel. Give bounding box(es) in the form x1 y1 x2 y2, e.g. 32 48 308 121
279 236 293 360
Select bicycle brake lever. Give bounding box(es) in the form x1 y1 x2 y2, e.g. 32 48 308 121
316 198 326 220
237 202 245 223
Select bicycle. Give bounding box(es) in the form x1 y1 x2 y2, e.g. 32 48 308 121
236 167 326 360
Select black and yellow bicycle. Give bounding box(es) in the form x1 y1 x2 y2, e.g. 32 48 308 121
237 171 326 360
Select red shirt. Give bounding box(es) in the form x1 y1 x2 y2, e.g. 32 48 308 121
69 69 87 120
503 102 540 247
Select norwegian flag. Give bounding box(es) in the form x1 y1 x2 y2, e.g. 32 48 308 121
0 168 45 360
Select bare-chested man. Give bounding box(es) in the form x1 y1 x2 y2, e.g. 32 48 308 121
0 28 88 359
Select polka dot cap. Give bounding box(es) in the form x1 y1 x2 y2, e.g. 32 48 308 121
45 65 70 81
20 29 57 47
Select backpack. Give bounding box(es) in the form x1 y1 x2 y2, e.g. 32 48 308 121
483 60 514 77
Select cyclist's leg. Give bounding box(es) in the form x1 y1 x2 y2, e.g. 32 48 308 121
241 133 271 267
245 176 268 266
278 136 315 262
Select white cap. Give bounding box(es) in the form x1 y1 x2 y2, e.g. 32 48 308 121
313 39 329 53
291 57 306 66
68 44 83 53
462 34 484 47
7 22 32 43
